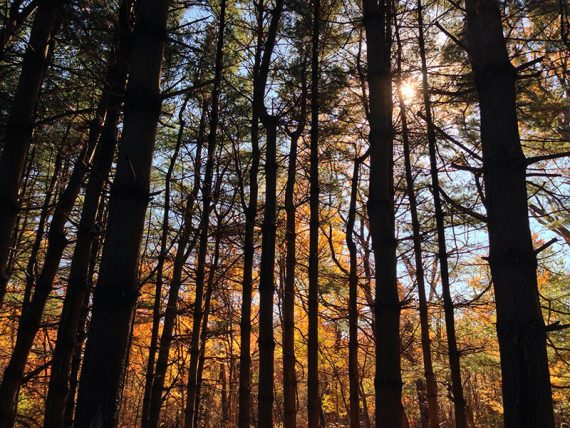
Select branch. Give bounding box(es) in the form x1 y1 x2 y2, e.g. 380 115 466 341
534 237 558 254
515 56 543 73
161 79 214 100
439 187 488 223
417 112 482 161
546 321 570 332
435 21 471 54
526 151 570 165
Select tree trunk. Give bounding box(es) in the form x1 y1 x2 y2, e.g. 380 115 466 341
416 1 468 425
141 94 189 428
253 1 284 426
238 2 264 425
346 152 366 428
73 0 170 425
361 0 402 426
22 144 64 313
307 0 320 426
465 1 555 426
0 78 105 428
194 227 222 428
184 3 226 425
221 363 229 426
0 0 66 309
257 113 278 427
43 3 133 424
63 191 107 428
282 70 307 428
0 0 39 60
146 101 207 428
396 12 441 428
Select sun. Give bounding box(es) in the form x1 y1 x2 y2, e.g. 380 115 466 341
400 83 416 101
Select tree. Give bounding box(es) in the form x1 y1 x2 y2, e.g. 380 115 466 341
465 0 555 426
73 0 171 424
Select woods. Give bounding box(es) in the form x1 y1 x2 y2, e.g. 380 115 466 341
0 0 569 427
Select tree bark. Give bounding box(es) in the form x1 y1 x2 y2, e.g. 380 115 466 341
255 1 284 426
282 65 307 428
416 2 468 426
184 3 226 425
361 0 402 426
0 68 109 428
396 10 441 428
146 101 207 428
308 0 321 426
0 0 39 60
465 1 555 426
141 94 189 428
193 225 222 427
0 0 66 309
43 3 133 424
73 0 170 425
346 152 367 428
238 1 265 425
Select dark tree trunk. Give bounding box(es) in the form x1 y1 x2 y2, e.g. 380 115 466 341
255 2 285 426
194 227 222 428
43 3 133 424
307 0 320 426
73 0 170 425
282 133 299 428
63 194 107 428
238 2 264 425
361 0 402 426
396 13 441 428
0 77 107 428
22 144 64 313
282 66 307 428
221 363 229 426
416 1 468 425
257 113 278 427
0 0 66 309
346 152 367 428
184 3 226 426
465 1 555 426
141 95 189 428
0 0 39 60
146 101 207 428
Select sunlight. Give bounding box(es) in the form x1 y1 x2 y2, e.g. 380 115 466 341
400 83 416 102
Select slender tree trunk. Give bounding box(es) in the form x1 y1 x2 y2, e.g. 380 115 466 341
415 2 468 425
0 0 39 60
308 0 320 426
73 0 170 425
0 0 66 309
0 82 105 428
346 152 366 428
22 145 64 313
184 4 226 425
257 112 278 427
282 133 299 428
282 72 307 428
255 2 284 426
147 101 207 428
396 13 440 428
221 363 229 426
238 1 264 424
361 0 402 426
465 1 555 426
43 4 133 424
141 95 189 428
194 227 222 428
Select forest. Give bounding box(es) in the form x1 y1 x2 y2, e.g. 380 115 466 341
0 0 568 427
